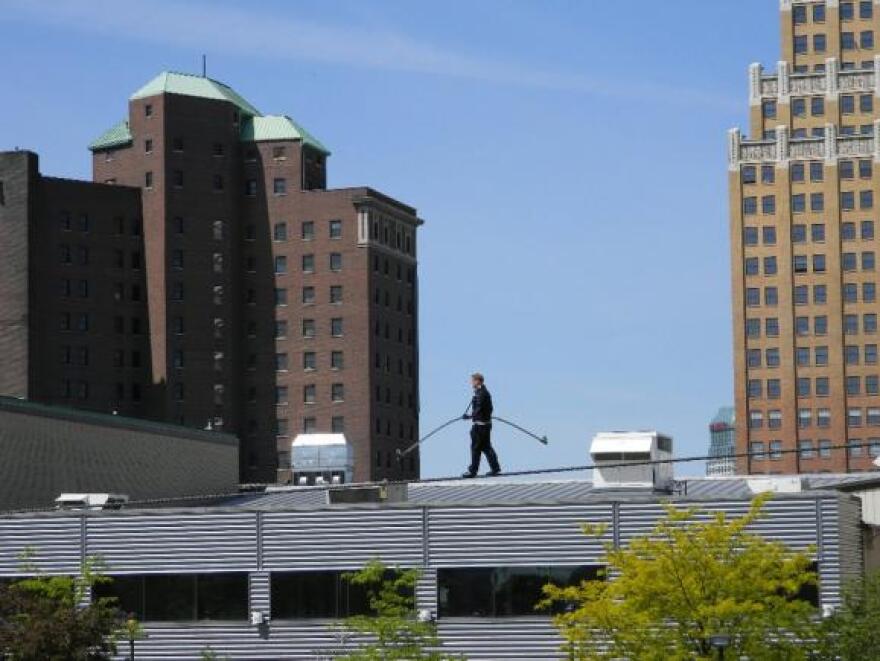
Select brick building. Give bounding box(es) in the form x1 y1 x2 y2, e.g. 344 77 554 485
0 71 422 483
729 0 880 473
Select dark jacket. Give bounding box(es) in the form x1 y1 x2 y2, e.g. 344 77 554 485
471 385 493 424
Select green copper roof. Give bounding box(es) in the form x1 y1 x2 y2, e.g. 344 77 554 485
240 115 330 154
89 72 329 154
88 119 133 151
131 71 261 116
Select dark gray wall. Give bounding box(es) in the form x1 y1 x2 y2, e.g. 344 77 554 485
0 398 238 510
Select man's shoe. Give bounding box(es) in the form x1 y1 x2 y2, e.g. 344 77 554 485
486 469 502 477
461 471 477 479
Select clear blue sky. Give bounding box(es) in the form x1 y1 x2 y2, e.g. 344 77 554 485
0 1 780 478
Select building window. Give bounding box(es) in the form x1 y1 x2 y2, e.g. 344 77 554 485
302 319 315 338
849 439 864 458
440 566 605 619
302 221 315 240
331 383 344 402
768 411 781 429
763 100 777 118
799 440 815 460
302 286 315 304
274 222 288 241
275 256 288 274
331 318 343 337
331 351 344 369
850 408 864 429
273 146 286 160
275 353 288 371
270 571 391 619
302 254 315 273
245 179 257 196
303 351 316 370
303 417 316 433
275 386 289 405
332 416 345 433
330 286 343 304
329 253 343 271
303 385 316 404
749 411 763 429
145 171 153 189
748 379 762 399
743 197 758 215
273 178 287 195
144 104 153 117
329 219 342 239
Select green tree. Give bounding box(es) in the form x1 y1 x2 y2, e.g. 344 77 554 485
0 556 123 660
816 569 880 660
539 494 819 661
332 559 460 660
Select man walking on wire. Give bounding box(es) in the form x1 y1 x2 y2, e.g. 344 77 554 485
462 372 502 478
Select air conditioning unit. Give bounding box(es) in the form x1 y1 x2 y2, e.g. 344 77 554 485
590 431 673 491
55 493 129 511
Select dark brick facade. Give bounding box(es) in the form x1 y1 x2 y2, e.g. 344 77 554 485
0 73 421 484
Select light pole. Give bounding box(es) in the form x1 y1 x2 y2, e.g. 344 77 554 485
709 633 731 660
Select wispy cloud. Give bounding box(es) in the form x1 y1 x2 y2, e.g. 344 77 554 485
2 0 736 109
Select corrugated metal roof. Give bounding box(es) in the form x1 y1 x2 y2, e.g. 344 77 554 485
240 115 330 154
87 119 132 151
130 71 260 116
211 473 876 512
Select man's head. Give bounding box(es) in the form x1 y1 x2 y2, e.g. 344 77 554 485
471 372 485 388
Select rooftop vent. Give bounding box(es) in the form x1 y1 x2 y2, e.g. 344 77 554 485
326 484 408 505
590 431 673 491
291 433 353 486
55 493 129 511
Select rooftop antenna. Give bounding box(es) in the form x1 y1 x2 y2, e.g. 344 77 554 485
202 54 207 78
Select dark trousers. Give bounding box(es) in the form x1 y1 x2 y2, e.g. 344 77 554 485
469 424 501 474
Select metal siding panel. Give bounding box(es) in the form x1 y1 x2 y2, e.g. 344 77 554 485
437 619 565 660
618 499 820 551
416 567 437 613
262 509 424 569
88 513 257 572
428 504 612 567
116 620 565 660
821 495 863 609
0 516 82 575
249 571 270 614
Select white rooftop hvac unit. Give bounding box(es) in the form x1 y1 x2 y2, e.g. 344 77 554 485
291 434 354 486
590 431 674 491
55 493 129 511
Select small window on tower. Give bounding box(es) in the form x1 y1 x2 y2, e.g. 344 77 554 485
273 146 286 160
